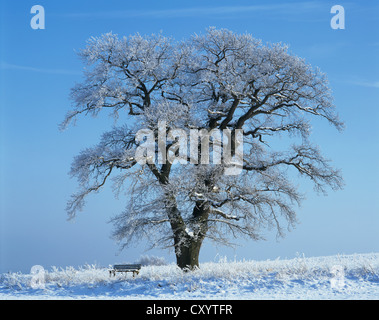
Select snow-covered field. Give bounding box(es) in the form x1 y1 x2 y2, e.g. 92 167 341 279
1 253 379 300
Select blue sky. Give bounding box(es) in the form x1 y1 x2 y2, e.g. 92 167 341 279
1 0 378 273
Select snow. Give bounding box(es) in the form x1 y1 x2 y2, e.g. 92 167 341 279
1 253 379 300
185 227 194 237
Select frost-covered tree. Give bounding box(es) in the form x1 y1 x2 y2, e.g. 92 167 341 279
61 28 343 270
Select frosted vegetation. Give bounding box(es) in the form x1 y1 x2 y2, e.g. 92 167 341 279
1 253 379 299
61 27 344 270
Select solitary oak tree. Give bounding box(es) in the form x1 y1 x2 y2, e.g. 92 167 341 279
62 28 343 270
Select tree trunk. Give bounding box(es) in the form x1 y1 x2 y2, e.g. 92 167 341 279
175 236 203 270
166 193 209 270
174 200 209 270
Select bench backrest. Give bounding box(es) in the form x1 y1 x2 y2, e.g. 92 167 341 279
113 264 142 270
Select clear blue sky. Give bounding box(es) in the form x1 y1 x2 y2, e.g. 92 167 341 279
1 0 378 273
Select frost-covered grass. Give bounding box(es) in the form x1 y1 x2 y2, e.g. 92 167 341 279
1 253 379 299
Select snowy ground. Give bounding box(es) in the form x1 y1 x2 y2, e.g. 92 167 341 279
1 253 379 300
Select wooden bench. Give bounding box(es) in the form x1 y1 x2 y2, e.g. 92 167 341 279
109 264 142 277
